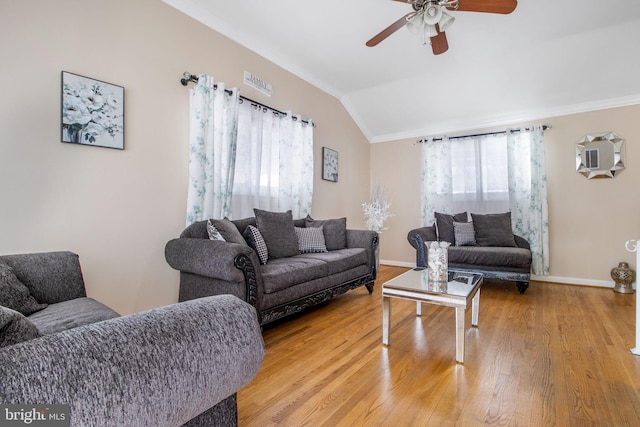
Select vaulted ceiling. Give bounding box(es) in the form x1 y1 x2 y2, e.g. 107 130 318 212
164 0 640 143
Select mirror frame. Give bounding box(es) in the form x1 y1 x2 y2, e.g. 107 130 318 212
576 131 625 179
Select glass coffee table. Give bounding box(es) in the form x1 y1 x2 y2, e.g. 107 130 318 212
382 268 483 363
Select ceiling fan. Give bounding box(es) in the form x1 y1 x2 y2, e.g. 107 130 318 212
366 0 517 55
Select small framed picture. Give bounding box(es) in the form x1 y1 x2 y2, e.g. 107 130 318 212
61 71 124 150
322 147 338 182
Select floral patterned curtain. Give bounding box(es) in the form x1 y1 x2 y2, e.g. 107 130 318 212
421 136 453 226
507 126 549 275
278 114 314 218
185 75 240 225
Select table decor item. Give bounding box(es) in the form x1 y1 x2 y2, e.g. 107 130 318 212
426 241 450 282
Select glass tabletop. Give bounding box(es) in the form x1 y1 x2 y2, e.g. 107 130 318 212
383 268 483 298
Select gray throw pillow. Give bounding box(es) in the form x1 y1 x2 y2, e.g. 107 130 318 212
243 225 269 265
305 216 347 251
254 209 299 259
471 212 517 247
453 221 476 246
208 218 248 246
434 212 468 244
0 305 42 348
0 261 48 315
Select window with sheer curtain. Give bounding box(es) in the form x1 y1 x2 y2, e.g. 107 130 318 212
186 75 314 224
231 100 314 219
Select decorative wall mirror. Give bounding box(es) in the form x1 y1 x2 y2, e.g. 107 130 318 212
576 131 625 179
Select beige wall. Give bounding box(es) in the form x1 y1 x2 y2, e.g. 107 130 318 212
372 105 640 286
0 0 371 314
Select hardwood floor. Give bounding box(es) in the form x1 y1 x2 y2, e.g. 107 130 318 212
238 265 640 426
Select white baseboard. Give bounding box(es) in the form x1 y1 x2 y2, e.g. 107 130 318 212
380 260 620 289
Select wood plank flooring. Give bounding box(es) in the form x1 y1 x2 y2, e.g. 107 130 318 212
238 265 640 426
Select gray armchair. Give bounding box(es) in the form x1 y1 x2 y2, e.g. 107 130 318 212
0 251 264 426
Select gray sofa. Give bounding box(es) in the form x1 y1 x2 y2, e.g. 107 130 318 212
407 212 532 294
165 213 378 325
0 251 264 427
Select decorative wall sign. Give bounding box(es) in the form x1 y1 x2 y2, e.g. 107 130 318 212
322 147 338 182
243 71 273 97
61 71 124 149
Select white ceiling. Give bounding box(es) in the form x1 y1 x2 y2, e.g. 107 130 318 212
163 0 640 143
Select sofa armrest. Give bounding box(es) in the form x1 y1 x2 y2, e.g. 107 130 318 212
165 238 260 283
407 226 437 268
514 234 531 251
0 295 265 427
0 251 86 304
346 229 379 278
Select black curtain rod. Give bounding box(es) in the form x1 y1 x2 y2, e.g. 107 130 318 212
180 72 313 126
417 125 550 143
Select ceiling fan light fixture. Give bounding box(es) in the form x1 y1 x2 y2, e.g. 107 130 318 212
423 5 443 25
406 13 424 34
425 24 439 38
438 11 455 32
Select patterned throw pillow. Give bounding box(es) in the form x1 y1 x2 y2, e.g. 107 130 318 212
207 219 226 241
243 225 269 265
453 221 476 246
295 226 328 253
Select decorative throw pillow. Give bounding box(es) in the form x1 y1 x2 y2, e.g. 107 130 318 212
0 261 47 315
208 218 247 246
471 212 517 247
254 209 299 259
243 225 269 265
453 221 476 246
207 219 226 241
434 212 468 244
305 216 347 251
295 226 328 253
0 306 42 348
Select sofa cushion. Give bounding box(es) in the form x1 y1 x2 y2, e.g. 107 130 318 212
305 216 347 250
207 219 226 241
0 306 42 348
0 260 48 315
243 225 269 265
261 257 329 294
434 212 468 244
208 218 248 246
449 246 531 270
471 212 517 247
453 221 476 246
230 216 257 235
295 226 328 253
296 248 368 275
254 209 299 259
28 297 120 335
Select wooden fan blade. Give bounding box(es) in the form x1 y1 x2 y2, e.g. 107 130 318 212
366 12 416 47
430 24 448 55
455 0 517 14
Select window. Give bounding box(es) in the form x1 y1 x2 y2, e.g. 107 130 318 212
449 134 509 214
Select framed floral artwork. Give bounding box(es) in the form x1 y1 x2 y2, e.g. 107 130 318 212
322 147 338 182
61 71 124 149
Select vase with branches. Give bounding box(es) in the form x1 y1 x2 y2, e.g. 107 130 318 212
362 184 395 233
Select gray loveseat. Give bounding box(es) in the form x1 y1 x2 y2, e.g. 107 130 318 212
165 211 378 325
408 212 532 294
0 251 264 427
